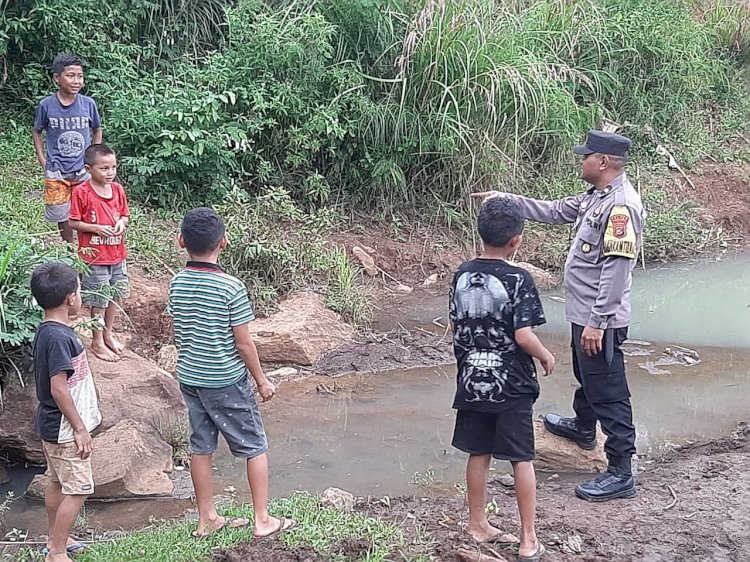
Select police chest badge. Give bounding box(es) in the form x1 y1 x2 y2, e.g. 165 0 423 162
603 206 636 258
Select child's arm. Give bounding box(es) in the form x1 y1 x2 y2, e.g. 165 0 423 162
32 129 46 169
67 218 115 238
50 372 93 459
112 216 129 235
515 327 555 376
92 128 103 144
233 324 276 401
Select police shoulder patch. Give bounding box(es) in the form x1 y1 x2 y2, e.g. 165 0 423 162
603 205 636 258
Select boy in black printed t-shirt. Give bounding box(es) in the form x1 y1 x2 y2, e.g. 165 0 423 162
31 262 101 562
449 196 555 562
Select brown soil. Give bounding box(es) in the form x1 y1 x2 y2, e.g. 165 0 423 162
358 421 750 562
212 537 327 562
678 162 750 241
211 537 370 562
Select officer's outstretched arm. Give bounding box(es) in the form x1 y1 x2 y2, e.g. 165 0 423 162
509 194 582 225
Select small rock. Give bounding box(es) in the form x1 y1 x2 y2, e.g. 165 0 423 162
395 283 413 294
320 487 355 512
157 345 178 374
267 367 298 379
352 246 378 277
535 418 607 472
422 274 439 287
497 474 515 487
562 534 584 555
361 245 376 254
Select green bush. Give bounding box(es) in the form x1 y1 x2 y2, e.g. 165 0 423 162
3 0 748 213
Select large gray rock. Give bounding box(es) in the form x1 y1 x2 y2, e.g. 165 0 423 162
0 346 185 464
27 420 174 499
534 417 607 472
248 292 354 365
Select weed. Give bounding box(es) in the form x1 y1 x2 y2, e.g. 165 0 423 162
11 491 408 562
410 467 436 492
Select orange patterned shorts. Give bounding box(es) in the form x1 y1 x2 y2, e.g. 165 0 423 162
44 169 89 222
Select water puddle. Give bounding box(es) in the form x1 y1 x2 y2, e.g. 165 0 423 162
209 331 750 502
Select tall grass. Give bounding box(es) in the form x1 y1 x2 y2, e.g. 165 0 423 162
339 0 750 206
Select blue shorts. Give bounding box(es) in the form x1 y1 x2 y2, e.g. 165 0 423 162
180 377 268 458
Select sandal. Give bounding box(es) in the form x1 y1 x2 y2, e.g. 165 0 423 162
518 542 546 562
191 516 250 538
253 517 297 539
476 532 519 545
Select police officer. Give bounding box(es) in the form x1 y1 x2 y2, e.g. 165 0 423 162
472 130 645 502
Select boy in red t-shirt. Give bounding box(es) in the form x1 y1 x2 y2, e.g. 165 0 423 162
69 144 130 362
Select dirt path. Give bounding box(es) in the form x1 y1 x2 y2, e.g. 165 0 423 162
360 421 750 562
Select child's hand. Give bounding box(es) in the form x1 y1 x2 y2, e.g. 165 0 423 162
258 380 276 402
92 225 115 238
38 155 46 169
112 219 127 235
540 349 555 376
74 428 93 459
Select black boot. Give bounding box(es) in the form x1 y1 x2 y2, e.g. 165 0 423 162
575 457 636 502
543 413 597 450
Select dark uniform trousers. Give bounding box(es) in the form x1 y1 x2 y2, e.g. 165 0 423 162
571 324 636 463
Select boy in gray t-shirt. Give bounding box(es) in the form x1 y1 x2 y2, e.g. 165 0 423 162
32 53 102 244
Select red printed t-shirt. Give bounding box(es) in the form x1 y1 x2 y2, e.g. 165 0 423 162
69 180 130 265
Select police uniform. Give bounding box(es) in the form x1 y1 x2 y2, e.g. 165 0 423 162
509 131 645 500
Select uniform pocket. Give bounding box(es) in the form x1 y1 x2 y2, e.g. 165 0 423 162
573 227 601 264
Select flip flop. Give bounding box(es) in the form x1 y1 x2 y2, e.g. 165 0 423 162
40 543 88 556
475 532 520 545
253 516 297 539
518 542 546 562
191 516 250 538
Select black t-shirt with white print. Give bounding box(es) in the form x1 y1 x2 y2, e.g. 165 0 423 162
449 258 546 413
33 321 101 444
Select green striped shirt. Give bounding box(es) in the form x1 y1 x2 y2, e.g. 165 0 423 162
167 261 255 388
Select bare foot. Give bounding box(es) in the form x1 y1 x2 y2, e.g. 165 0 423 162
192 516 250 538
468 522 518 544
91 340 120 362
518 539 544 559
103 332 124 355
253 516 297 538
45 551 74 562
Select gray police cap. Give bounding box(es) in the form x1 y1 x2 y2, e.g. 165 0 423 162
572 130 632 157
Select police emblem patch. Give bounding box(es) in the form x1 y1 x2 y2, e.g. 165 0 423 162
610 213 630 239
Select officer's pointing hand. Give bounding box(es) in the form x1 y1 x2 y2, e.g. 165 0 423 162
470 191 508 202
581 326 604 357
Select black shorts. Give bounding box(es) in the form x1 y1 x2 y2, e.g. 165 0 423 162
452 402 535 462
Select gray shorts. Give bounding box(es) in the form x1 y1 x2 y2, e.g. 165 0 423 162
81 261 131 309
44 169 90 222
180 377 268 458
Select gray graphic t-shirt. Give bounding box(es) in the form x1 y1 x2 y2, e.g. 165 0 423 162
449 258 546 412
34 94 101 174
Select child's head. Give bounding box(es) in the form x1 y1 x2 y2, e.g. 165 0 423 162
52 53 84 95
84 144 117 185
477 196 524 251
31 262 81 316
179 208 227 259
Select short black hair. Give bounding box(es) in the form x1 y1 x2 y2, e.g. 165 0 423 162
31 262 79 310
477 196 524 248
84 143 116 167
181 208 226 256
52 54 83 75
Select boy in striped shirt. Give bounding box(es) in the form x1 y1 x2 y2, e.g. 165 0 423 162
168 207 296 539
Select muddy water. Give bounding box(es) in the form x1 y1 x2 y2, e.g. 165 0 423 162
210 330 750 501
